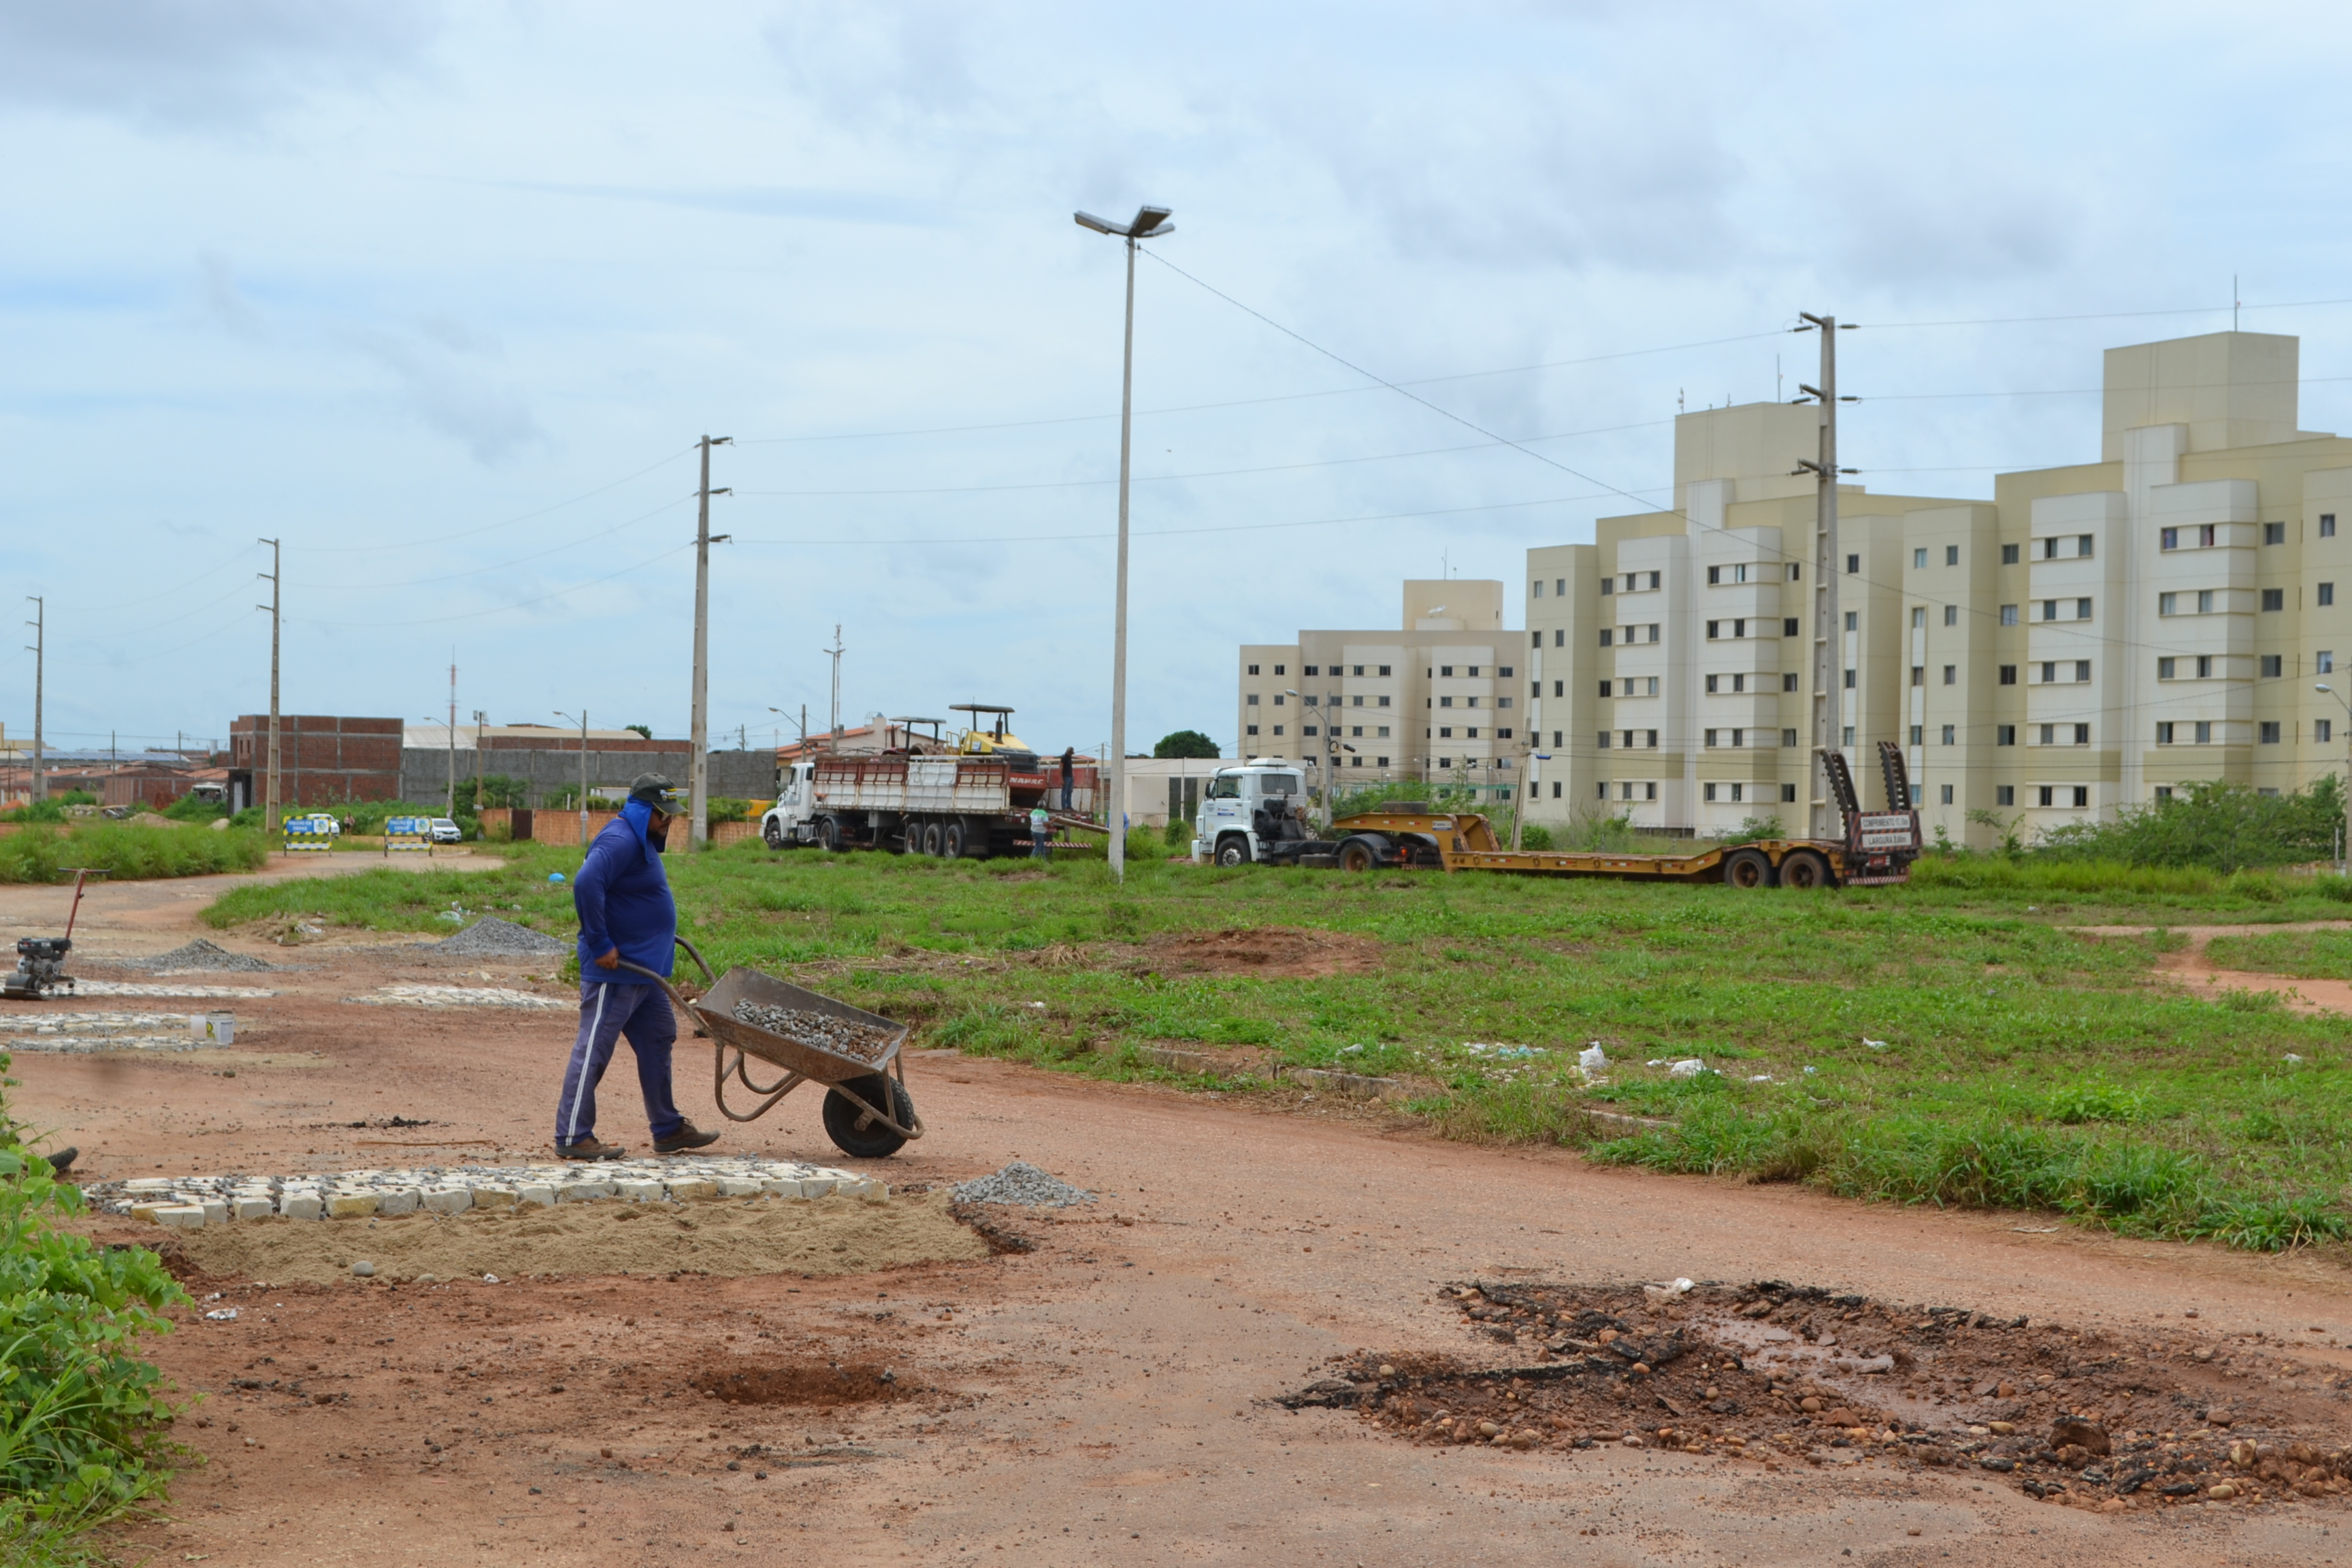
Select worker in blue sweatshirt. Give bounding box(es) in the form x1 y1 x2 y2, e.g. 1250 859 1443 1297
554 772 720 1160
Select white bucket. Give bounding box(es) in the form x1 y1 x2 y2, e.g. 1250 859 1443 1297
191 1011 234 1045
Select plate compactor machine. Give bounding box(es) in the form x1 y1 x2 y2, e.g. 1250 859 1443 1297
4 868 108 1002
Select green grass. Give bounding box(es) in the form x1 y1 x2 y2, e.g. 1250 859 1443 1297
0 822 270 883
2206 927 2352 978
199 839 2352 1250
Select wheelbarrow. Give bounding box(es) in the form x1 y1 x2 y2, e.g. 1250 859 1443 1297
618 938 924 1159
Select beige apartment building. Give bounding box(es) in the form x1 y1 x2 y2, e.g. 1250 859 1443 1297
1523 329 2352 847
1237 581 1527 795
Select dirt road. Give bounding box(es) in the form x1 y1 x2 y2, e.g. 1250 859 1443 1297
11 931 2352 1565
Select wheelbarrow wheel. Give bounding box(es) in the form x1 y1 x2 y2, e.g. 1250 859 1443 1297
822 1074 915 1159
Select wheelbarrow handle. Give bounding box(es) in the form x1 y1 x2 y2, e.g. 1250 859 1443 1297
609 938 715 1013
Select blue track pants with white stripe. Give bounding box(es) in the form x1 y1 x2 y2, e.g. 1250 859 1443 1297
556 980 683 1148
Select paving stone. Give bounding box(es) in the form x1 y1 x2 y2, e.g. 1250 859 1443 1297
327 1193 380 1219
280 1193 325 1221
470 1187 518 1210
421 1188 473 1215
376 1188 423 1218
715 1177 764 1197
666 1179 718 1201
615 1179 666 1203
558 1181 615 1203
152 1206 207 1230
233 1197 276 1222
516 1184 556 1207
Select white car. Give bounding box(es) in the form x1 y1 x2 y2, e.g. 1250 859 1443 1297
428 817 464 843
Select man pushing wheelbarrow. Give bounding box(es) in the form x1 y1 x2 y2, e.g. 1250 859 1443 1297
555 773 721 1160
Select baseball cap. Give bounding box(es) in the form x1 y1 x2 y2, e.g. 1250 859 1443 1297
629 773 684 811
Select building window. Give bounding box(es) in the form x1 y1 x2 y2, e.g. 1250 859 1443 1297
1351 725 1362 737
1246 693 1259 705
2074 787 2090 806
2157 657 2175 680
2161 527 2178 551
1842 725 1856 746
2042 537 2059 560
1598 681 1612 699
1731 783 1746 802
1378 696 1391 707
2042 600 2058 621
2078 534 2094 558
1910 666 1925 687
2002 543 2020 565
2074 724 2090 745
1532 581 1544 598
2261 721 2282 744
2261 654 2283 677
1599 630 1613 647
1703 675 1716 693
1910 724 1923 745
1997 785 2014 806
1303 725 1318 736
1245 724 1259 736
1942 725 1955 745
1944 545 1959 566
1704 729 1718 748
1847 553 1860 574
2039 661 2055 684
1943 664 1957 685
1272 725 1284 736
2075 660 2091 683
2197 655 2212 679
1913 548 1929 568
1999 665 2017 685
1944 604 1958 626
2157 722 2174 745
2038 724 2055 746
1596 783 1608 800
1467 666 1482 677
2263 588 2285 612
1467 728 1480 739
1247 664 1260 675
2321 719 2335 744
1439 666 1452 677
1499 728 1513 740
1439 725 1453 737
2323 514 2338 538
1783 728 1799 747
2038 785 2054 806
2322 651 2336 674
2196 589 2215 614
2158 592 2177 616
1273 694 1285 706
1274 664 1286 675
1782 783 1798 802
2195 721 2212 744
2266 521 2287 545
1703 783 1718 802
2076 598 2093 620
1438 696 1452 708
1912 606 1927 629
1706 621 1719 640
1844 668 1855 689
1377 725 1390 737
1845 611 1858 631
1499 665 1514 678
1783 617 1800 636
1789 564 1802 581
1782 673 1799 692
2000 604 2018 625
1596 732 1610 749
1997 725 2016 746
1303 665 1319 676
2324 583 2338 607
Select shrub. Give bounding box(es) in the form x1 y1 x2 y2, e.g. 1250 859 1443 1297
0 823 268 883
1518 823 1554 850
2034 777 2345 872
0 1054 188 1561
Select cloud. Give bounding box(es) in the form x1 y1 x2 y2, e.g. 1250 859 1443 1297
1824 141 2076 286
199 252 267 340
0 0 442 130
762 0 983 133
441 176 943 229
350 322 548 466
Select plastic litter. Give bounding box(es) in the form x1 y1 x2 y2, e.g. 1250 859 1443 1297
483 1273 501 1284
548 872 566 883
1642 1277 1695 1302
2284 1053 2306 1064
1747 1073 1776 1083
203 1307 239 1321
1465 1043 1544 1060
1802 1065 1820 1075
1578 1043 1610 1073
1665 1059 1706 1079
1863 1037 1889 1050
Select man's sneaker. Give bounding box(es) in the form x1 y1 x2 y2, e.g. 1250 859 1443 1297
654 1120 720 1155
556 1137 625 1161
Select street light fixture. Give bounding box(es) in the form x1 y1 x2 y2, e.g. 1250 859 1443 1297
1073 201 1175 881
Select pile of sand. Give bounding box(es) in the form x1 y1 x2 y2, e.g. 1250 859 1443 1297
163 1190 989 1284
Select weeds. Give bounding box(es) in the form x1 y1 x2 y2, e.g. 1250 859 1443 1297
0 823 267 883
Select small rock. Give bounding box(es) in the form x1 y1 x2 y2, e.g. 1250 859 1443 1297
1801 1396 1824 1413
2208 1482 2238 1500
1989 1421 2015 1436
1621 1435 1644 1448
414 1273 437 1285
2049 1418 2111 1457
1824 1407 1860 1427
2205 1408 2234 1427
1378 1365 1395 1378
1477 1421 1500 1438
1997 1380 2017 1397
350 1261 375 1277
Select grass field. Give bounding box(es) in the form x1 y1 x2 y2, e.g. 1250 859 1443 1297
204 842 2352 1251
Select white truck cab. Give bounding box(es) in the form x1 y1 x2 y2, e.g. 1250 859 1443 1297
762 761 819 847
1191 760 1308 866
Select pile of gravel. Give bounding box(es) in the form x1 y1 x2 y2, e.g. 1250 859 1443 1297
731 1001 896 1064
950 1160 1096 1207
430 917 569 958
117 938 280 974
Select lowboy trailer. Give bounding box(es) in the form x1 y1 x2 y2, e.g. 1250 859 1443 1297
1203 743 1922 888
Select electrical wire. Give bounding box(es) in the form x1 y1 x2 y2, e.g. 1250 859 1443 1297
284 540 696 629
298 496 695 593
283 446 694 554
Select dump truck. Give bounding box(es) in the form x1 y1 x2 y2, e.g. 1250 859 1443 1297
760 710 1098 857
1194 743 1921 888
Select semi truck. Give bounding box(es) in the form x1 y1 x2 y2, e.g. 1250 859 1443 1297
760 710 1098 858
1192 743 1922 888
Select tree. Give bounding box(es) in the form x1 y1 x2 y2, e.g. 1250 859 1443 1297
1153 730 1218 760
625 723 652 740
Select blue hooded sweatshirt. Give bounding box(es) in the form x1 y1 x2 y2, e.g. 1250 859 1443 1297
573 798 676 983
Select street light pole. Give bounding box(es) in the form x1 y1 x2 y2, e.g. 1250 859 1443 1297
691 435 734 846
1075 201 1175 881
2318 683 2352 872
555 709 590 847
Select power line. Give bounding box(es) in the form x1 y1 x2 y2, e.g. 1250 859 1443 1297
284 541 696 630
299 496 695 593
284 446 695 554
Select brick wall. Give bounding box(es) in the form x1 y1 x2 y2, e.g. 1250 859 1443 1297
231 716 404 806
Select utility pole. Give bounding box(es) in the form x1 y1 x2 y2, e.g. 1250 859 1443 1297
258 539 280 832
1795 316 1855 838
822 626 844 748
690 435 733 845
555 708 590 845
23 597 42 804
446 653 458 819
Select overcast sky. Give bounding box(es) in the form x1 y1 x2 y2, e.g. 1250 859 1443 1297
7 1 2352 762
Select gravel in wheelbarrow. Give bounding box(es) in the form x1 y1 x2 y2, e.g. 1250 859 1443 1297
730 1001 896 1066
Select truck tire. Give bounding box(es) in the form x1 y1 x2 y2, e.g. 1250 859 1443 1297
942 819 968 859
1723 848 1774 889
821 1074 916 1159
763 818 785 849
1214 834 1252 867
1337 835 1386 872
920 820 945 858
817 817 843 853
1778 848 1832 889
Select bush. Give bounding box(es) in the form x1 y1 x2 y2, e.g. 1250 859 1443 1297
0 823 269 883
706 798 753 826
159 794 226 823
1518 823 1554 851
2034 777 2345 872
0 1054 188 1561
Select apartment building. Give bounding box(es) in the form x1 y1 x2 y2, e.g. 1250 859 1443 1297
1524 329 2352 847
1237 581 1524 791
